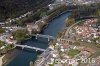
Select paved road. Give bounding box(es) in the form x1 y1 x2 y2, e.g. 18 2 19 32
65 20 85 38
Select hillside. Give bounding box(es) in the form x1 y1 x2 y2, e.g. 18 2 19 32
0 0 53 21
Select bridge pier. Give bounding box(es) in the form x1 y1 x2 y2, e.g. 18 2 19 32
22 46 24 50
48 38 50 42
36 35 38 39
14 45 16 48
36 49 38 52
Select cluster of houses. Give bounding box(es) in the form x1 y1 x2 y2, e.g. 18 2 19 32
0 26 24 49
0 11 33 27
0 13 48 51
73 18 100 43
0 34 16 45
44 18 100 66
0 34 17 50
45 39 96 66
27 19 47 34
0 11 33 50
48 0 67 10
5 11 32 23
89 56 100 66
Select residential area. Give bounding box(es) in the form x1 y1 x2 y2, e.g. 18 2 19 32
0 0 100 66
43 17 100 66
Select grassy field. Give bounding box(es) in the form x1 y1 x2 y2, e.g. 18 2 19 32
68 49 80 58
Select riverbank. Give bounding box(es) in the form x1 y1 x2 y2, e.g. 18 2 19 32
33 12 70 66
5 5 70 65
29 4 69 33
2 49 22 66
0 55 5 66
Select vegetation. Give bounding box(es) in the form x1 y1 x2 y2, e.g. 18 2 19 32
91 37 100 44
5 44 13 51
0 28 5 34
30 61 34 66
73 41 80 46
49 64 54 66
46 5 67 21
73 3 100 18
65 3 100 27
0 44 13 56
68 49 80 58
65 17 75 27
0 0 52 21
57 32 63 38
15 7 49 26
96 18 100 27
0 41 5 47
95 9 100 17
12 29 29 42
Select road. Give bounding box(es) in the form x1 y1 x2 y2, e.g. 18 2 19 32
65 20 85 38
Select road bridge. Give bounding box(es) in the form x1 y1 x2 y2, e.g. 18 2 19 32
34 48 51 66
32 34 74 43
14 44 45 52
32 34 55 41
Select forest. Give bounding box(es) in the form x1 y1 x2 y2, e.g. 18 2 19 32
0 0 53 21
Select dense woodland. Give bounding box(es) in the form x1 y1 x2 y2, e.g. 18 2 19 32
65 3 100 27
0 0 53 21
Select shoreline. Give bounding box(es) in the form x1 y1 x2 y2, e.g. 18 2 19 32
0 55 5 66
2 8 71 66
2 49 21 66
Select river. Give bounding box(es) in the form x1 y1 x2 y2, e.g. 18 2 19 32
6 12 70 66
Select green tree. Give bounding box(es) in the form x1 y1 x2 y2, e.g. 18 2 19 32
30 61 34 66
73 41 80 46
57 32 62 38
65 17 75 27
0 41 4 47
12 29 29 42
16 20 24 26
96 9 100 17
40 12 46 17
5 44 12 51
0 28 5 34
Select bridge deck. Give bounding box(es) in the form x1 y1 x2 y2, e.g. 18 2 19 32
32 34 55 39
15 45 45 52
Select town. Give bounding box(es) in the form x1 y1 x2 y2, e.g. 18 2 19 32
0 0 100 66
41 17 100 66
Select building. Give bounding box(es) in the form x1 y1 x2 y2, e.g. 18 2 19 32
27 22 40 34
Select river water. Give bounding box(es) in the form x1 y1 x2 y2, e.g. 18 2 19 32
6 12 70 66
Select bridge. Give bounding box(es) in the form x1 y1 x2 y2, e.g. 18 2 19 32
36 54 51 66
32 34 74 43
34 48 51 66
14 44 45 52
40 48 51 57
32 34 55 41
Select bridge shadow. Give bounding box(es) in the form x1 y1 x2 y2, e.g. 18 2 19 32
34 38 48 43
21 37 48 44
16 47 43 54
34 37 53 42
16 36 49 52
27 36 48 43
21 36 53 46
